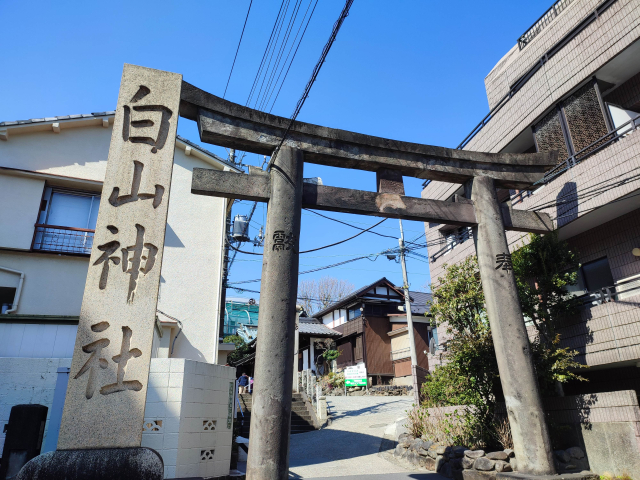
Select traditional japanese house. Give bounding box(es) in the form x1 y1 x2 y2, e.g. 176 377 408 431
314 278 432 386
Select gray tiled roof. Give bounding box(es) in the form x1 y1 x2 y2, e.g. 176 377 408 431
0 111 115 127
409 291 433 316
298 318 340 337
314 277 403 318
0 111 240 171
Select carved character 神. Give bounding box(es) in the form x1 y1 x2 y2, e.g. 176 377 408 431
121 224 158 303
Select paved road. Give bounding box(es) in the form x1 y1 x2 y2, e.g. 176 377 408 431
288 396 445 479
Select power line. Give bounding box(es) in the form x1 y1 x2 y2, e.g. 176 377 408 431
246 0 288 107
267 0 355 172
304 209 398 239
267 0 319 112
301 218 387 253
223 0 254 99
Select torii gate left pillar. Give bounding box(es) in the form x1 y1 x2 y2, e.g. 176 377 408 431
247 147 303 479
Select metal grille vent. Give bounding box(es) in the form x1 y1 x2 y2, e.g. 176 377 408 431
563 82 609 155
534 109 569 159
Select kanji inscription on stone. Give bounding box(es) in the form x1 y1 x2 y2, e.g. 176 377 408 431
495 252 513 272
57 64 182 450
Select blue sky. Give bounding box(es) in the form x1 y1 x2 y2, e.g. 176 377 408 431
1 0 552 298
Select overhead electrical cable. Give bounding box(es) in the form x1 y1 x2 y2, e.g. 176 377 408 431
252 0 293 109
267 0 319 112
246 0 288 107
304 209 398 239
267 0 355 172
223 0 254 99
258 0 304 111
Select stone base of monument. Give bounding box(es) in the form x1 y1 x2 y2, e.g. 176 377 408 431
16 447 163 480
496 472 599 480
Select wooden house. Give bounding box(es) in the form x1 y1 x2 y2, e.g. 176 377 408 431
315 278 432 386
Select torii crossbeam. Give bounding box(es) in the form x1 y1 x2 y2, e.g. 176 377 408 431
182 82 557 477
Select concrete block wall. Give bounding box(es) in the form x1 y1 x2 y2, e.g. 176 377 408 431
544 390 640 476
422 391 640 476
468 0 640 154
0 357 71 453
142 358 236 479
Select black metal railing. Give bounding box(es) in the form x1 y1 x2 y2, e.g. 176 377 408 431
575 276 640 306
455 0 617 151
430 228 473 263
512 113 640 205
518 0 574 50
32 224 94 255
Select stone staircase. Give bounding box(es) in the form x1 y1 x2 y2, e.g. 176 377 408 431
236 393 317 437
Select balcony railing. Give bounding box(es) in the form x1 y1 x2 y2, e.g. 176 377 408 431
390 347 411 361
512 113 640 205
430 228 473 263
32 224 95 255
574 276 640 306
518 0 574 50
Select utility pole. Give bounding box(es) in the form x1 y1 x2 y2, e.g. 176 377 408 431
398 219 418 369
218 148 237 341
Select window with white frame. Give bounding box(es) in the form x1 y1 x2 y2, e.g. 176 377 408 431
33 187 101 255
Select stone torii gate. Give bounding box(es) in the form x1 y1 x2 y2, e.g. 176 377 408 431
182 82 559 478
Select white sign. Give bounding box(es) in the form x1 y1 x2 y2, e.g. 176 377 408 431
344 363 367 379
344 363 367 386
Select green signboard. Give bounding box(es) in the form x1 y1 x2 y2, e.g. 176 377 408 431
345 378 367 387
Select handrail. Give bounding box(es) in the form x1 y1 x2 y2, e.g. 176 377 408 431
34 223 96 233
456 0 617 151
430 228 473 263
518 0 574 50
574 276 640 306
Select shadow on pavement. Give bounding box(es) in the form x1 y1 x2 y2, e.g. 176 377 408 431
325 399 409 422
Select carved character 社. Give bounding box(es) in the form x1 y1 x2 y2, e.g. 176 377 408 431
74 322 142 399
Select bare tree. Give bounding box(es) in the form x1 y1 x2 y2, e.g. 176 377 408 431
298 276 355 316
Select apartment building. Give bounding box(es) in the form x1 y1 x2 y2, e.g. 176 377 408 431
0 112 241 475
422 0 640 473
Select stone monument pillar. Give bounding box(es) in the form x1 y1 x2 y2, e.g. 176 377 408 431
18 64 182 480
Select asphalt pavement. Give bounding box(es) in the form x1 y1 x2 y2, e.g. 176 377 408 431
288 396 446 479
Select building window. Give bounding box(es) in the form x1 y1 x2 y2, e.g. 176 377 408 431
33 187 100 255
348 305 361 321
581 257 614 292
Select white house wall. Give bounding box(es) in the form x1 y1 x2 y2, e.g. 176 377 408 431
0 251 90 316
0 175 45 250
158 149 226 364
0 121 228 363
0 124 110 182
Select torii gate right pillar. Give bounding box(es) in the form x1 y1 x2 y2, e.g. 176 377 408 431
471 176 555 475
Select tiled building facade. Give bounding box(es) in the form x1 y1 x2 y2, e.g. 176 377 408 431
423 1 640 470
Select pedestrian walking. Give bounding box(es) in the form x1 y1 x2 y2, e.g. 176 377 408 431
238 372 249 394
